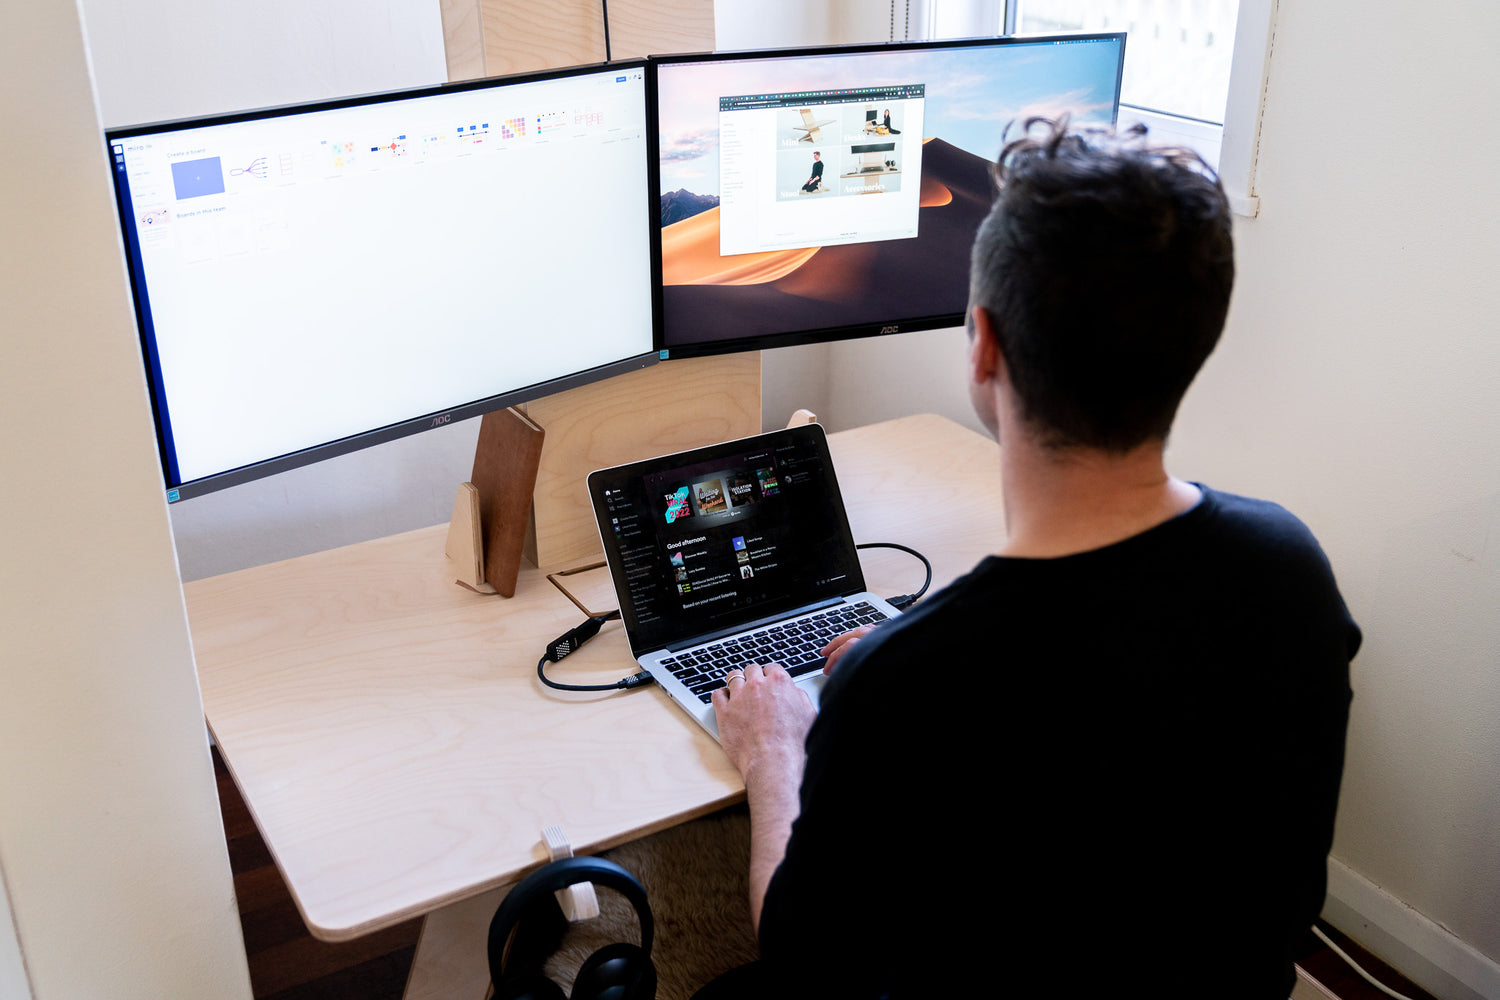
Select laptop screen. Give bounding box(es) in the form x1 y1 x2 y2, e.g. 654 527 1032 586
589 425 865 652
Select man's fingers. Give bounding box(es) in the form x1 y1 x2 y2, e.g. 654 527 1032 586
822 625 875 674
821 625 874 656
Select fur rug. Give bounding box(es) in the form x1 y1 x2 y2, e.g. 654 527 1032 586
539 805 761 999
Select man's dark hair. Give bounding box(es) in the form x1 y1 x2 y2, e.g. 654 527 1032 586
969 116 1235 452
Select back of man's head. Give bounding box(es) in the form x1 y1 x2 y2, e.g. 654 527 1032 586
969 116 1235 452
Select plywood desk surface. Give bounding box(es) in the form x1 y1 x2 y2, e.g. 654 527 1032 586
188 413 1002 943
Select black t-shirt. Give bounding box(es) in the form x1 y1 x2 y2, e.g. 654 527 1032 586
758 487 1358 998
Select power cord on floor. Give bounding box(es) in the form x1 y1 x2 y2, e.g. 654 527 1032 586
1311 924 1421 1000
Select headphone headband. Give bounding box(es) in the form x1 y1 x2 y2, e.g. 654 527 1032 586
488 856 654 986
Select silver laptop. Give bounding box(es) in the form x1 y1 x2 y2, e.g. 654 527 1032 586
587 424 901 740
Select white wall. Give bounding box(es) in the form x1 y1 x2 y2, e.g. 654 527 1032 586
818 2 1500 997
1175 4 1500 994
83 0 446 127
0 865 29 1000
0 2 252 996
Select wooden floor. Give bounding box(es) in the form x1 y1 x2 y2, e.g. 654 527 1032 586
216 750 1440 1000
1293 923 1440 1000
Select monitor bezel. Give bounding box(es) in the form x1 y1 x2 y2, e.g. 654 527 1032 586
105 58 659 502
646 33 1127 360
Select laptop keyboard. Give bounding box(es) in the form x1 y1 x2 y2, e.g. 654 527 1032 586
660 602 890 704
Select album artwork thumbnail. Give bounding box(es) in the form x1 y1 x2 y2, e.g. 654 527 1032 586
695 478 727 514
727 475 758 506
664 486 693 524
756 467 779 496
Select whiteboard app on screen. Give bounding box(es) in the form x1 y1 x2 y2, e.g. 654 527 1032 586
112 67 654 489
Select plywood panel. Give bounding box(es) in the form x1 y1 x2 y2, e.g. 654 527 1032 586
523 354 761 568
605 0 715 60
439 0 486 82
476 0 713 75
480 0 608 75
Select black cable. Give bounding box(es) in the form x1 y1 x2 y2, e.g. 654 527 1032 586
856 541 932 610
536 610 654 692
535 541 930 691
600 0 612 62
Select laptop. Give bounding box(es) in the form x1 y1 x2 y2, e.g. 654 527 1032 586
587 424 902 740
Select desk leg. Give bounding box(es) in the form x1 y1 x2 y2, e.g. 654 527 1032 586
403 885 511 1000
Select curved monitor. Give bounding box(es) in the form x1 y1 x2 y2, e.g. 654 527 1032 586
651 34 1127 357
107 62 657 501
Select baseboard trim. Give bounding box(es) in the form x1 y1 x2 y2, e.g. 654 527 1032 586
1323 858 1500 1000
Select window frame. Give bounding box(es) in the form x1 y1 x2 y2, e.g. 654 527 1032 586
984 0 1277 217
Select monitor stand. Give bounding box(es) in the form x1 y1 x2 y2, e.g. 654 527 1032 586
447 352 762 596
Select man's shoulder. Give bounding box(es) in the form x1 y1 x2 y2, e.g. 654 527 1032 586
1189 485 1336 573
864 559 1006 641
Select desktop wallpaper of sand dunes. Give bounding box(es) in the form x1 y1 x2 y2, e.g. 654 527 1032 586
655 39 1124 351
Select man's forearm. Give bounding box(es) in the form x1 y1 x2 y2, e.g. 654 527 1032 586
709 662 817 935
743 753 805 933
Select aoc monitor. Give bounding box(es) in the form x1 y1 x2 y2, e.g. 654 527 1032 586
107 61 656 502
651 34 1127 358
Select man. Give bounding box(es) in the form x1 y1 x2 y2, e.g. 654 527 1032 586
801 151 824 193
705 118 1358 998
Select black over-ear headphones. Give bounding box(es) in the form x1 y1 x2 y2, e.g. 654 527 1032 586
488 856 657 1000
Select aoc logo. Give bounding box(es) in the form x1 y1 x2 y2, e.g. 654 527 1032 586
879 325 900 335
430 413 452 428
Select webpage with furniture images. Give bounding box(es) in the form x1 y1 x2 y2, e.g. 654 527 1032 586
717 84 926 256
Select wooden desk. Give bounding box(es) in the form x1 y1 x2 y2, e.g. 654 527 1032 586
188 413 1003 996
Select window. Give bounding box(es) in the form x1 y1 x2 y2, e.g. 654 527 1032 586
1010 1 1240 126
998 0 1275 215
896 0 1272 215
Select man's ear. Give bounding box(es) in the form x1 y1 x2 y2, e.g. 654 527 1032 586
968 306 1004 384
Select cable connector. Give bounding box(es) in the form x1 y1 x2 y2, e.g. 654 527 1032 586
546 615 609 661
855 541 932 611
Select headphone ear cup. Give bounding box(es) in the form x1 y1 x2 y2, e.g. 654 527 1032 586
570 942 656 1000
492 895 569 1000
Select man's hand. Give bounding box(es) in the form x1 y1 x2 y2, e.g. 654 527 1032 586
820 625 875 675
712 662 816 783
